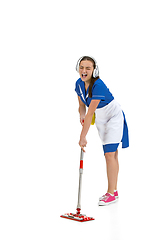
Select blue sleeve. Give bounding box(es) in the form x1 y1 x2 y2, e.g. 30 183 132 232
75 79 81 96
91 83 105 100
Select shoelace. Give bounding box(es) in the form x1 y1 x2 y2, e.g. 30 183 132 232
102 193 107 198
103 194 110 201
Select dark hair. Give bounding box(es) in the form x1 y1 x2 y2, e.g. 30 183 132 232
79 56 99 98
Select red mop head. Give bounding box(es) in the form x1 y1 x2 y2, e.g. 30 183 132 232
60 213 95 222
60 208 95 222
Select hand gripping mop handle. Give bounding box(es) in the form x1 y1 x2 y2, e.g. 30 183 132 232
76 148 84 214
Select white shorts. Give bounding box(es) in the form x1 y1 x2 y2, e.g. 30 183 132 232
95 100 124 153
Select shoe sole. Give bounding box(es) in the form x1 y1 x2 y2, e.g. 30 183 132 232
99 196 119 201
98 199 117 206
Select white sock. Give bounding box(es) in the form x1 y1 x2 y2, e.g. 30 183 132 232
108 192 114 196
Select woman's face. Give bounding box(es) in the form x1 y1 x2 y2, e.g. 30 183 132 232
79 60 94 83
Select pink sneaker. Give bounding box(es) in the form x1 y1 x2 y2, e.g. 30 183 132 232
99 191 119 201
98 193 117 206
114 190 119 199
99 193 108 201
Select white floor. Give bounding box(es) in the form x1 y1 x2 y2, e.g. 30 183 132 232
1 1 160 239
57 144 160 240
1 139 160 240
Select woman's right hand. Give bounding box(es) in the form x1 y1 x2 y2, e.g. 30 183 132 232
80 116 85 126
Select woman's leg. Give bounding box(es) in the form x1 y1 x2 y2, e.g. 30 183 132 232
114 149 119 191
105 150 119 195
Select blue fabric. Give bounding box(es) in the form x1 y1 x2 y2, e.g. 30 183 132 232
103 143 120 153
121 111 129 148
75 78 114 108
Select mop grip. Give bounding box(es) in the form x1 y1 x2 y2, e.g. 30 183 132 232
80 148 84 169
80 160 83 169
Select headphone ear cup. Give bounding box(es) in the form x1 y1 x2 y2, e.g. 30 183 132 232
93 69 96 78
76 57 83 72
76 62 79 72
93 66 99 78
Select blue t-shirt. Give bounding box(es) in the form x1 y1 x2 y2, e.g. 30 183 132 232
75 78 114 108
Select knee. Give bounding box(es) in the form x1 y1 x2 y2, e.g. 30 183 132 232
105 152 115 162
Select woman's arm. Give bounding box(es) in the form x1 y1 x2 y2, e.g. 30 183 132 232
79 99 100 151
78 96 86 125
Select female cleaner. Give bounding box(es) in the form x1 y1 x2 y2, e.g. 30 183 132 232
75 56 129 206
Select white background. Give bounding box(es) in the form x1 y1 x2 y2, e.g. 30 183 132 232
0 0 160 239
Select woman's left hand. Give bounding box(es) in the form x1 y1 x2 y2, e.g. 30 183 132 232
79 137 87 152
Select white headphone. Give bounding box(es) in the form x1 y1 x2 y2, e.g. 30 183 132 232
76 56 99 78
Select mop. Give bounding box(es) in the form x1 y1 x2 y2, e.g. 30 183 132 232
60 148 95 222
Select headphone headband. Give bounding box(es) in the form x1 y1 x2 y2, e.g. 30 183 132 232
76 56 99 78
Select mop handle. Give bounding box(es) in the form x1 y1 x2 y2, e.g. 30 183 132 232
76 148 84 212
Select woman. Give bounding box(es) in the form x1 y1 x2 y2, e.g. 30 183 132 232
75 56 129 206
